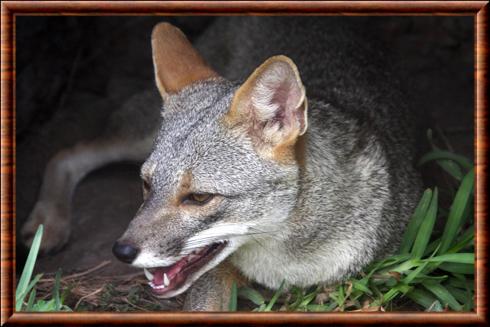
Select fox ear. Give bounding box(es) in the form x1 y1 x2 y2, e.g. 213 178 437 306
151 22 218 99
225 56 308 162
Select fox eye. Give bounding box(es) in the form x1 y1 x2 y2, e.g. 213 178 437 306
183 193 214 205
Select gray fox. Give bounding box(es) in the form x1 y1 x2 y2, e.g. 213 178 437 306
21 17 422 311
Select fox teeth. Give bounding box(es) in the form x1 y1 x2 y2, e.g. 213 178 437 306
144 268 154 281
149 282 166 289
163 273 170 287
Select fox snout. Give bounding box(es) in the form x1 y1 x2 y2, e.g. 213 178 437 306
113 203 188 266
112 194 240 298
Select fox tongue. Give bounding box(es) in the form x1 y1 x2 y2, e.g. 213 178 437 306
152 258 188 285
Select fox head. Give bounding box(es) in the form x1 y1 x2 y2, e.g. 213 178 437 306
113 22 308 298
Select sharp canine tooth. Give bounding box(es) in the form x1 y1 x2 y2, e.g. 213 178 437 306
144 268 154 281
163 273 170 287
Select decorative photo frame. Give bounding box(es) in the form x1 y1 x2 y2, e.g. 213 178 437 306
1 1 487 325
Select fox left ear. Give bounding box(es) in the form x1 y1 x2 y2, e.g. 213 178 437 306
224 56 308 161
151 22 219 100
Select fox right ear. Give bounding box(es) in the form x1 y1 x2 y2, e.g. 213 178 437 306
224 56 308 163
151 23 218 99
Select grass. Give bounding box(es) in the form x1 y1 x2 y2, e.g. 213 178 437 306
17 255 181 312
17 130 475 312
16 225 71 312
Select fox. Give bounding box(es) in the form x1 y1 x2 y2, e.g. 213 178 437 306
21 17 422 311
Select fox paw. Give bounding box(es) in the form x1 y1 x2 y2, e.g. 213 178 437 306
21 202 71 254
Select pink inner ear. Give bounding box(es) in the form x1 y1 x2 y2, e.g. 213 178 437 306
270 78 302 130
270 82 288 127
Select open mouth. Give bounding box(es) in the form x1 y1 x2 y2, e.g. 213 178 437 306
143 241 228 295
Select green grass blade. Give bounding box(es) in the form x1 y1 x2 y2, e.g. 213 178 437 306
412 188 439 259
406 288 438 309
414 274 448 281
404 262 429 285
26 289 36 312
439 169 474 254
388 259 422 274
438 263 474 275
264 280 285 311
450 274 474 310
381 288 400 304
448 276 474 291
352 279 373 295
16 224 44 311
452 225 474 246
394 283 413 295
375 283 410 306
436 160 464 181
422 281 462 311
425 253 474 264
445 286 470 306
400 189 433 254
418 150 473 171
299 291 317 307
238 287 265 306
229 281 238 312
366 254 412 276
338 284 345 307
412 275 449 284
425 129 465 180
424 237 442 257
287 287 304 310
427 226 473 257
307 304 331 312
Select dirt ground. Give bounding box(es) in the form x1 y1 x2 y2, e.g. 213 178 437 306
15 17 474 310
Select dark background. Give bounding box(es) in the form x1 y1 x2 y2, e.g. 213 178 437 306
16 16 474 286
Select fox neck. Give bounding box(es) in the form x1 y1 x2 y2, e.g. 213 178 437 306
230 99 391 289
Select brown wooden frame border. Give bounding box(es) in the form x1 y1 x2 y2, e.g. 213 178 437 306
1 1 488 325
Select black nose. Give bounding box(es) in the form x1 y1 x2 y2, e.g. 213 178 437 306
112 241 139 263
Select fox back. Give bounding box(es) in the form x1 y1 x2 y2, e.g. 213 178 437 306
116 17 422 298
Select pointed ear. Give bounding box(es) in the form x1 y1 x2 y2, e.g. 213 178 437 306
224 56 308 162
151 22 218 99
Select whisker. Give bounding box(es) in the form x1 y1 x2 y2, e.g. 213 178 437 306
183 231 273 246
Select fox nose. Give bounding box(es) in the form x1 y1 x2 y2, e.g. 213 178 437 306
112 241 139 264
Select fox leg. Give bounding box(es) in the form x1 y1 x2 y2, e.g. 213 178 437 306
20 135 154 253
21 90 161 253
183 261 244 311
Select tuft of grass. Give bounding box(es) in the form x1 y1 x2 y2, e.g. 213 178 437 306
16 225 72 312
16 224 44 311
237 131 475 312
